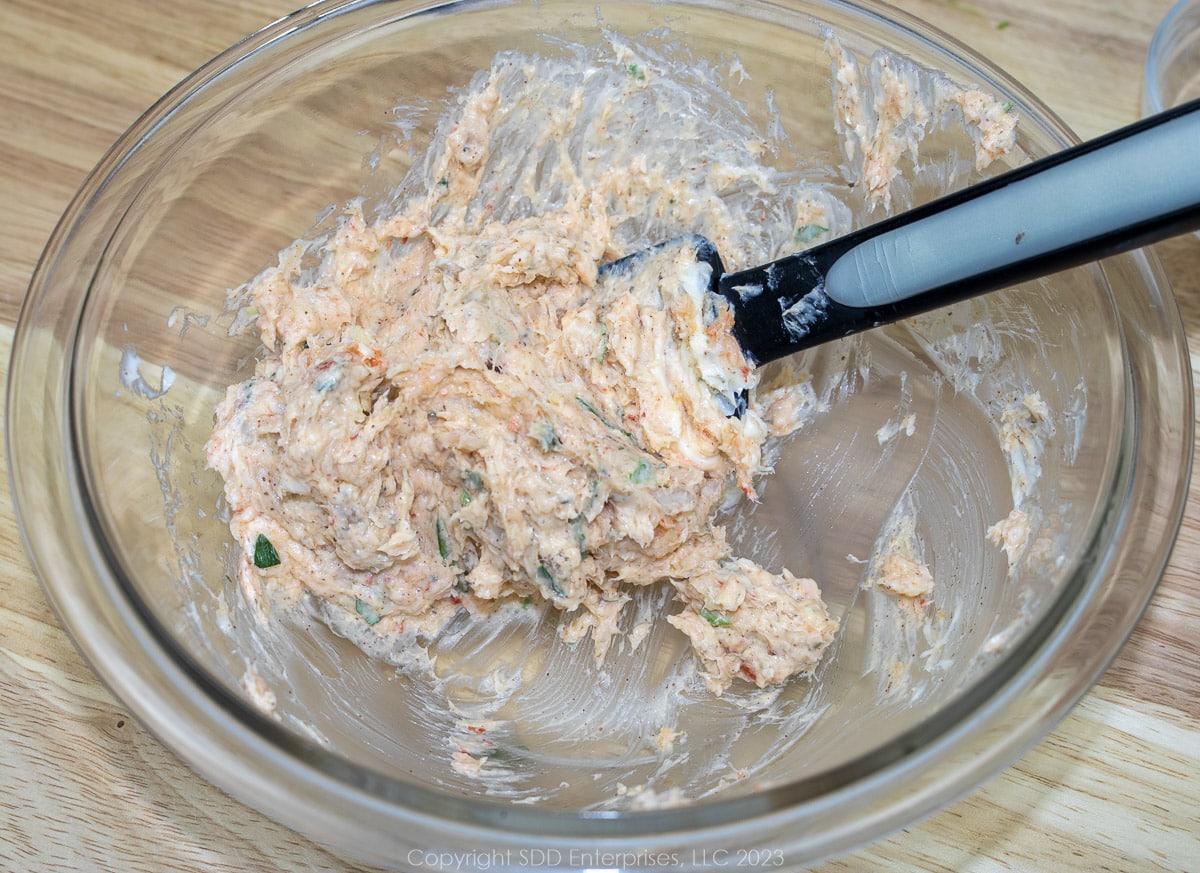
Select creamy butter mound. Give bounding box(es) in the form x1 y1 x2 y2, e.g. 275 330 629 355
207 40 840 694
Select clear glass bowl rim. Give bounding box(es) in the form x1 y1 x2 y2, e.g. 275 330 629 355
7 0 1193 864
1144 0 1200 114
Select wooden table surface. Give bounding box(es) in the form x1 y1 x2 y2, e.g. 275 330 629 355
2 0 1197 870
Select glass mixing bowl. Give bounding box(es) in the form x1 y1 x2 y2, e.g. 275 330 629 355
8 0 1192 868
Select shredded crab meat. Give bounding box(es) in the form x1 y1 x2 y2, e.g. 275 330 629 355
206 34 1019 696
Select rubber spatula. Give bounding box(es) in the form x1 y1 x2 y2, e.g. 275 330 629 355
610 97 1200 367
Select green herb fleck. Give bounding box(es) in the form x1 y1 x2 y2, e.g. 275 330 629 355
584 478 600 512
794 224 829 245
576 395 634 441
700 607 731 628
628 457 653 485
1001 101 1014 112
996 19 1011 29
355 598 382 626
436 516 450 560
596 321 609 363
313 366 340 393
454 578 472 594
577 395 611 425
536 564 565 598
570 515 587 556
253 534 280 569
522 595 533 609
460 491 472 507
532 420 561 452
626 62 645 80
462 469 485 492
437 176 450 187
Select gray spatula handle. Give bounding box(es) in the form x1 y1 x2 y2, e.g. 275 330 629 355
826 102 1200 308
718 98 1200 365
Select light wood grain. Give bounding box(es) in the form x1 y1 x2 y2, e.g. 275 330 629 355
2 0 1197 870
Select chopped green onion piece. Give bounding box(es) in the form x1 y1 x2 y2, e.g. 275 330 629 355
570 515 587 556
436 516 450 560
794 224 829 244
576 395 635 441
626 62 645 80
533 420 561 452
1001 101 1014 112
462 469 484 492
355 598 382 626
253 534 280 569
454 578 472 594
700 607 731 628
536 564 565 597
577 395 613 426
313 368 340 392
628 457 653 484
596 321 609 363
522 595 532 609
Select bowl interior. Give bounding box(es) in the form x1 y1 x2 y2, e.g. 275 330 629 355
55 0 1132 821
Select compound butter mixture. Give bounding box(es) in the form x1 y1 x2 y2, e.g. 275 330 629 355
206 34 1016 696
